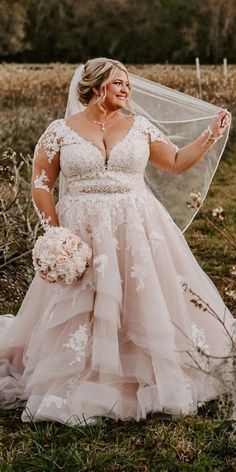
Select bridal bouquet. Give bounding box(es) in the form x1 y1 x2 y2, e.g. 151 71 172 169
32 226 92 284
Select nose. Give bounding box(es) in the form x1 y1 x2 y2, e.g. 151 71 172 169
120 84 129 94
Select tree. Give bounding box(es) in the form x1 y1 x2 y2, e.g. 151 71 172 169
0 0 28 57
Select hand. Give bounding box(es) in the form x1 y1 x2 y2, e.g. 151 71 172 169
209 109 230 137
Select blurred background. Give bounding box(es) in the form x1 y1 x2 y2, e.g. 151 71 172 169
1 0 236 64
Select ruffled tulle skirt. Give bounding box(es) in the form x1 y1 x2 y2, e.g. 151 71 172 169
0 189 234 424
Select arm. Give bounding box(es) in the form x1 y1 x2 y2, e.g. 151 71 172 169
31 128 61 231
149 109 230 174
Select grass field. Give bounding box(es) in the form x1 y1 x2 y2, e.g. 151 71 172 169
0 64 236 471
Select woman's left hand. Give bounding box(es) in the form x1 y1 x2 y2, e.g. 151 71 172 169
209 109 230 137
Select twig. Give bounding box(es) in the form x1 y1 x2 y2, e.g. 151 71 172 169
0 249 32 269
203 215 236 249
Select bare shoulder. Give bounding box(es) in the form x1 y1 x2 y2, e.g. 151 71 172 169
120 113 136 127
122 113 135 121
65 112 85 126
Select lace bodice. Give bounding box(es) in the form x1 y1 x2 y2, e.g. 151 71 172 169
34 115 170 196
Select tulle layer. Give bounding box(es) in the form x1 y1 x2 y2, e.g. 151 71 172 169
0 190 234 424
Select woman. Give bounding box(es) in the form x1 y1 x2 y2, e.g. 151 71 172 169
0 58 234 425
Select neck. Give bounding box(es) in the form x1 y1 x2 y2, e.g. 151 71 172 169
85 102 119 122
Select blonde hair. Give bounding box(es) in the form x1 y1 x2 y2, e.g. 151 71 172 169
77 57 132 113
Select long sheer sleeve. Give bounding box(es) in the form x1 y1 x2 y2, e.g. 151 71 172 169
31 121 61 231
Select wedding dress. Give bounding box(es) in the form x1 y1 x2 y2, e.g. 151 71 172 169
0 114 234 424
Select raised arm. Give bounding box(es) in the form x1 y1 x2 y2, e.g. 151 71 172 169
149 110 230 174
31 122 61 230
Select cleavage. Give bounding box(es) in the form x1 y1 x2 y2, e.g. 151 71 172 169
84 132 125 162
64 116 135 163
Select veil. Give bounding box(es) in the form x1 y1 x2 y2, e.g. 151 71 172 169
60 64 231 232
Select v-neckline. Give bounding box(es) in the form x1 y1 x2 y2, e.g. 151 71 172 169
62 115 137 166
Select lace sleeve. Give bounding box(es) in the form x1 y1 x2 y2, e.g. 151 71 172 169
32 120 61 230
33 119 62 164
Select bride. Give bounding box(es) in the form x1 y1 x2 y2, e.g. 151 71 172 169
0 57 234 425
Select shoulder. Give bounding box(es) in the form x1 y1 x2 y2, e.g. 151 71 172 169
38 118 66 145
134 115 160 136
134 114 150 122
134 115 170 145
43 118 65 135
134 114 156 130
134 114 149 125
65 112 84 127
34 119 65 162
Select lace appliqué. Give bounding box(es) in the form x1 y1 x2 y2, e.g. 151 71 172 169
32 199 52 231
34 120 63 164
131 263 147 292
57 192 157 292
133 116 169 144
191 322 210 370
124 208 151 291
39 395 68 409
147 127 169 144
33 169 50 192
135 116 179 152
176 274 190 291
113 237 120 250
63 324 89 365
148 230 165 253
93 254 108 277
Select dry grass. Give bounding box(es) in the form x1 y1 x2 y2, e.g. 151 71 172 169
1 63 236 107
128 64 236 106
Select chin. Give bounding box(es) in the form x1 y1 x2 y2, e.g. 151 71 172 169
104 100 127 112
116 100 127 109
107 103 124 111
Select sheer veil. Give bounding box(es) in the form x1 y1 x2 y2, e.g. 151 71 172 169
60 64 231 232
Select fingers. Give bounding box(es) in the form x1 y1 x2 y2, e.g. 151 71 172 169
217 110 228 119
216 109 230 128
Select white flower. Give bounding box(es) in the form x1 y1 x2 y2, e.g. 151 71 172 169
225 288 236 300
212 206 224 220
229 266 236 277
187 191 202 209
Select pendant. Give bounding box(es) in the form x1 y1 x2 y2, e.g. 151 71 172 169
101 124 105 131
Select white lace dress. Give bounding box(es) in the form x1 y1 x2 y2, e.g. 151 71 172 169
0 115 234 424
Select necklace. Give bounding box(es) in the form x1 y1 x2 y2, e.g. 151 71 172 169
86 112 118 131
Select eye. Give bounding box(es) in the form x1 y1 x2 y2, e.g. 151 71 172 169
114 81 130 87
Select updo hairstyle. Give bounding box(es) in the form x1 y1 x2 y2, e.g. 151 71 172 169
77 57 132 112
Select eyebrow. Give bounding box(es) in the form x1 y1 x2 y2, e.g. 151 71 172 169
114 79 130 83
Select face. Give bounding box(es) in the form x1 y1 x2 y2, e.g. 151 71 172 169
103 69 130 110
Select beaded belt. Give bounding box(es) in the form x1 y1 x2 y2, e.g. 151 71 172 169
66 177 146 196
77 184 131 194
